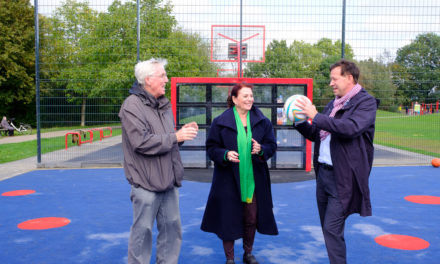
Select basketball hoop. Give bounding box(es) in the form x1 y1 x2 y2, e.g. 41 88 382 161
211 25 265 77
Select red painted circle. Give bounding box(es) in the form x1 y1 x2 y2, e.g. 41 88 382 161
17 217 71 230
375 234 430 250
2 190 36 196
405 195 440 205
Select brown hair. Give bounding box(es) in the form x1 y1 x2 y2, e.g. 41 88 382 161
330 59 360 83
227 82 254 108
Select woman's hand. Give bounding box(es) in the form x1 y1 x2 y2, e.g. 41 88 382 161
226 150 240 163
251 138 261 155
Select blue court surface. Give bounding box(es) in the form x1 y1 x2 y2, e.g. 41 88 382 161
1 166 439 264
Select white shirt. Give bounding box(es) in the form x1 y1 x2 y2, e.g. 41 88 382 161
318 134 332 165
295 119 333 166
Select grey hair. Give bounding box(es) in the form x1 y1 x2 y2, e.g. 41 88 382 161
134 58 168 85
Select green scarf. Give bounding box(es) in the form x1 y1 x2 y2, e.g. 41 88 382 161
233 106 255 203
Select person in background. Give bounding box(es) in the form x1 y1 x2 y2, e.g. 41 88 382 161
201 82 278 264
119 58 198 264
414 101 421 115
1 116 14 136
295 59 379 264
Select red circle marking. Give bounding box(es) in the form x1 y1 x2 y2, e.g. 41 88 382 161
2 190 36 196
17 217 71 230
405 195 440 205
375 234 430 250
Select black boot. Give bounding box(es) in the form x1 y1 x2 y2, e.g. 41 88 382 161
243 253 258 264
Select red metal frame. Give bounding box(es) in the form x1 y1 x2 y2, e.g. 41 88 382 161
171 77 313 171
64 127 113 150
79 130 94 144
65 132 81 150
89 127 113 141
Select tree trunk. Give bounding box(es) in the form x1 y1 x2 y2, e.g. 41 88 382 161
81 98 86 127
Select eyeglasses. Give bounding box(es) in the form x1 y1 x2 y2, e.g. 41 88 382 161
150 73 167 79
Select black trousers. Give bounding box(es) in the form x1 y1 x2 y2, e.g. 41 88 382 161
316 166 347 264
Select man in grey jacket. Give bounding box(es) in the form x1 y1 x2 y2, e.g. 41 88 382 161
119 58 198 264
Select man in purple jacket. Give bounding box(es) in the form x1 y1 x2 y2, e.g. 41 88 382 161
295 59 378 264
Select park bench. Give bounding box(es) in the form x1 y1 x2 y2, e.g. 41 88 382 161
0 125 8 136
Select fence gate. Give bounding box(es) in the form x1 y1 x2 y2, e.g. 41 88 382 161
171 77 313 171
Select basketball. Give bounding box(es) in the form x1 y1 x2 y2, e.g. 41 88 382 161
432 158 440 168
283 94 311 122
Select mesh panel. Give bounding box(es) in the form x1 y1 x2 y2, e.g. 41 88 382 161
35 0 440 167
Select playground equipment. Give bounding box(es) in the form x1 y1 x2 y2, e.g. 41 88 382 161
65 127 112 150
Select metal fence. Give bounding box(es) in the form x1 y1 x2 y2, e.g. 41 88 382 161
35 0 440 168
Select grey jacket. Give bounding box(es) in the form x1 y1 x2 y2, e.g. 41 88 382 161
119 82 184 192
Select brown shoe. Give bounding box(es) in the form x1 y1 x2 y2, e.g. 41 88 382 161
243 253 258 264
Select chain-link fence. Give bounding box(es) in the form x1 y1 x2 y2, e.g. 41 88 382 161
35 0 440 168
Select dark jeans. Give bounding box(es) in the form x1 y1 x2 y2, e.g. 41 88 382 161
316 166 347 264
223 195 257 260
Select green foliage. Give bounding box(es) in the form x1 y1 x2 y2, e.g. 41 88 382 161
244 38 354 109
393 33 440 104
41 0 216 126
358 59 397 110
0 0 35 123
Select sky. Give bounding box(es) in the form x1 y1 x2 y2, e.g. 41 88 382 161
34 0 440 61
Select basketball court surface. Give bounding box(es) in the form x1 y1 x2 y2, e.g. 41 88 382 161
1 166 439 263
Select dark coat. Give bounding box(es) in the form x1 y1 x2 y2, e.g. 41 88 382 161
296 89 378 217
201 106 278 240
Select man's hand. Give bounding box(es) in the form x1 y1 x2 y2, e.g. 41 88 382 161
183 121 199 130
297 98 318 119
176 122 198 142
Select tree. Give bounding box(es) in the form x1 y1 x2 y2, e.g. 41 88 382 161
0 0 35 123
45 0 100 126
43 0 216 126
244 40 303 78
358 59 397 110
245 38 354 108
393 33 440 105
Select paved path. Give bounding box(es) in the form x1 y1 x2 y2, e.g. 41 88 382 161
1 131 69 181
0 130 72 144
0 130 121 181
0 131 436 182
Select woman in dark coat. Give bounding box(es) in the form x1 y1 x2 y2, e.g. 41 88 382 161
201 82 278 264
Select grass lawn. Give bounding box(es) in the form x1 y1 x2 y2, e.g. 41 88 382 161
0 127 121 164
375 110 440 157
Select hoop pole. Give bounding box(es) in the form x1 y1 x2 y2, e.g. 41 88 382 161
34 0 41 163
341 0 346 58
136 0 140 62
239 0 243 77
